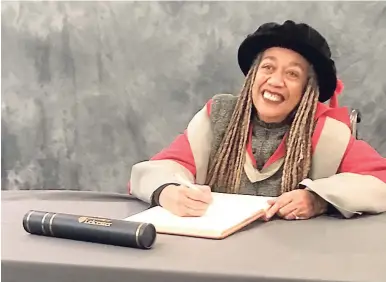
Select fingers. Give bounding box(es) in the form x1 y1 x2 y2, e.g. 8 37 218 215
283 211 300 220
260 213 270 222
159 184 211 217
197 185 213 204
167 185 210 217
180 186 212 216
183 196 209 211
265 197 292 219
277 202 297 219
269 190 314 220
197 185 212 193
180 204 206 217
184 186 212 204
267 199 276 205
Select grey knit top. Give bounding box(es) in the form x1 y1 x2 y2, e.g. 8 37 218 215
152 94 291 206
209 94 289 197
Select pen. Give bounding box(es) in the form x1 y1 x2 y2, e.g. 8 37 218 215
174 174 199 191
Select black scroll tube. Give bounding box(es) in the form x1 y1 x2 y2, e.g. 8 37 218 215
22 210 156 249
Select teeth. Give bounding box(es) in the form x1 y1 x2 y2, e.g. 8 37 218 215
263 91 283 102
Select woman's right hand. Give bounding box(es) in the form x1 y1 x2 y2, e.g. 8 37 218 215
159 184 213 217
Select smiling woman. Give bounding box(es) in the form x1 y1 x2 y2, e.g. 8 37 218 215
128 20 386 221
253 48 311 123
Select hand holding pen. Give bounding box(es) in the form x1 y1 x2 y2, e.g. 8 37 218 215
158 174 213 217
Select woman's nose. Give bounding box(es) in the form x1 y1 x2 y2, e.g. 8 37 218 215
267 74 285 87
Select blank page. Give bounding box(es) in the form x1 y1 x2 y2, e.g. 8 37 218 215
125 192 274 236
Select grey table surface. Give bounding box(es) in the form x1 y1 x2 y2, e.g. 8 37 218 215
2 190 386 282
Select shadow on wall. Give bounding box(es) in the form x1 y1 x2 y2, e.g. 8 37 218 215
1 1 386 192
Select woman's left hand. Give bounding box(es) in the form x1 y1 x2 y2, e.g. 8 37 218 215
265 189 328 220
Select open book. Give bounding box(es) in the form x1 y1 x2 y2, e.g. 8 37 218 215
125 192 274 239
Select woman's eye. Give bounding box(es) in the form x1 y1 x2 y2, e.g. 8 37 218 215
287 71 299 78
261 64 273 70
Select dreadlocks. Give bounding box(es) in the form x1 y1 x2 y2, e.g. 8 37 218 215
205 56 261 193
281 69 319 192
206 56 319 194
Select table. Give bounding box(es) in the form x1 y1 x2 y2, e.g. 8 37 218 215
2 190 386 282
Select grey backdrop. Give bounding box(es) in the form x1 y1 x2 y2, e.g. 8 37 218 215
1 1 385 192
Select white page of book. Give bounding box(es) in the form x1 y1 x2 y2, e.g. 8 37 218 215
125 192 274 233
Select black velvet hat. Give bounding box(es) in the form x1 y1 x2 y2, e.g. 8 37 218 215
238 20 337 102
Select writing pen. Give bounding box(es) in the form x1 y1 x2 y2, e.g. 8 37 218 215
174 174 200 191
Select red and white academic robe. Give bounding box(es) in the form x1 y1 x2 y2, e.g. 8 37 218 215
129 96 386 218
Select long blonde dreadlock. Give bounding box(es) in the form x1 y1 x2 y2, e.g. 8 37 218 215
206 55 320 194
281 69 319 193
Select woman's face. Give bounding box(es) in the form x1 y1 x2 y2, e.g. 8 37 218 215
251 47 310 123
